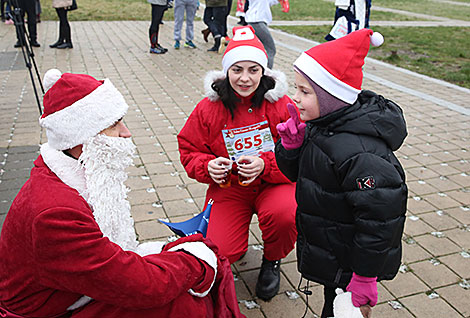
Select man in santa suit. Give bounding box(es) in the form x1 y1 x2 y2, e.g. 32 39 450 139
0 69 244 318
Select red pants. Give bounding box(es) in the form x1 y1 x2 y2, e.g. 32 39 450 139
205 181 297 264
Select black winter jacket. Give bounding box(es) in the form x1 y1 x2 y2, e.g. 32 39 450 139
275 90 408 288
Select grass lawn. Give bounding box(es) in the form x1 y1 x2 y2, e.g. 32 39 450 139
271 25 470 88
39 0 470 88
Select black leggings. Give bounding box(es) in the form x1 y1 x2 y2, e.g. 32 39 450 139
149 4 166 47
56 8 71 42
14 0 37 41
321 286 337 318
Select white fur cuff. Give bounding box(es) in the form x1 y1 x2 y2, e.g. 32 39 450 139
168 241 217 297
135 241 166 257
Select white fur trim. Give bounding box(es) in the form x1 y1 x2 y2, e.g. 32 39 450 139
40 143 88 200
371 32 384 47
39 79 129 150
204 69 288 103
204 70 226 102
168 241 217 297
135 241 166 257
294 52 360 104
264 69 288 103
222 46 268 74
43 69 62 92
333 289 363 318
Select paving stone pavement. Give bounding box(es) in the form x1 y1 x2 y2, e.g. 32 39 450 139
0 14 469 318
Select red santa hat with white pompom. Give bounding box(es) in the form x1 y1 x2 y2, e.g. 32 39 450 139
222 25 268 73
294 28 384 104
39 69 129 150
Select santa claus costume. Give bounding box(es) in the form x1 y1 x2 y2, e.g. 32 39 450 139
178 26 297 301
0 70 244 318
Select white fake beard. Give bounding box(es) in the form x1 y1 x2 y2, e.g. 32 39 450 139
79 134 139 251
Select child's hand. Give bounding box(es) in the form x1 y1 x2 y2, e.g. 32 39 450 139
276 103 306 150
346 273 378 307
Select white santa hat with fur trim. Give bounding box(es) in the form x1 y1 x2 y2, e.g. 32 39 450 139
294 29 384 104
39 69 129 150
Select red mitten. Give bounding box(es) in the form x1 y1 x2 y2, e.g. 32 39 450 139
346 273 378 307
276 103 306 150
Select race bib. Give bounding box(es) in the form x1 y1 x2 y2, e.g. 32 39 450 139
222 120 275 161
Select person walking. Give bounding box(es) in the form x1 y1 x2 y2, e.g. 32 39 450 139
173 0 198 49
178 26 297 301
203 0 227 52
245 0 279 69
148 0 168 54
49 0 74 49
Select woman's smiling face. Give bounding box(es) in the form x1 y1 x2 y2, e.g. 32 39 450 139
228 61 263 97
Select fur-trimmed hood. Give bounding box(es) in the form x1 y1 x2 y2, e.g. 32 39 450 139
204 69 288 103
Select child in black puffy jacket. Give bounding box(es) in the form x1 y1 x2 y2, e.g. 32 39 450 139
275 29 408 318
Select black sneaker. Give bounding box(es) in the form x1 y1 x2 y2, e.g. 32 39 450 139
14 41 23 48
157 44 168 52
30 40 41 47
149 47 166 54
255 257 281 301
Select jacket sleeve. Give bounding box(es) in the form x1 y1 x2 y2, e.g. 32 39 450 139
32 207 211 309
177 103 216 184
339 152 407 277
274 139 301 182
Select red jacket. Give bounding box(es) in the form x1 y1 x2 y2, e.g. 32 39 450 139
178 70 293 187
0 156 226 318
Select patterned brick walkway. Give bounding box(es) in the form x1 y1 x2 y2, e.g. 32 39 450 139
0 12 469 318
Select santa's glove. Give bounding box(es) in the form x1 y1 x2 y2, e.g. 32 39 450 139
276 103 306 150
346 273 378 307
164 234 218 297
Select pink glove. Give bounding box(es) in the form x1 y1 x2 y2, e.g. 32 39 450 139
346 273 378 307
276 103 306 150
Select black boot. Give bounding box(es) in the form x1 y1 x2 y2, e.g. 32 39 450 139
255 257 281 301
57 42 73 49
207 36 221 52
49 38 64 48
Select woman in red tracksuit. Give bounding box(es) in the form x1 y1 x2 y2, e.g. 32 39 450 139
177 25 297 301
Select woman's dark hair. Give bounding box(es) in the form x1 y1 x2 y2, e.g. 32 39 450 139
211 74 276 118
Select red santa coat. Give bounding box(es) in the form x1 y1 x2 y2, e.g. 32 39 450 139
177 70 297 263
0 152 236 318
178 70 293 185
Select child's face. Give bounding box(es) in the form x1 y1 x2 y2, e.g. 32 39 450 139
293 71 320 121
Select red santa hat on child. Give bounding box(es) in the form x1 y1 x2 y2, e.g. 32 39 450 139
39 69 129 150
293 28 384 105
222 25 268 73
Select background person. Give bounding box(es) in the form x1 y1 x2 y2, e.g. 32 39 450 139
173 0 198 49
275 29 408 318
245 0 279 69
203 0 227 52
178 26 297 301
12 0 40 47
148 0 168 54
49 0 74 49
0 69 244 318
